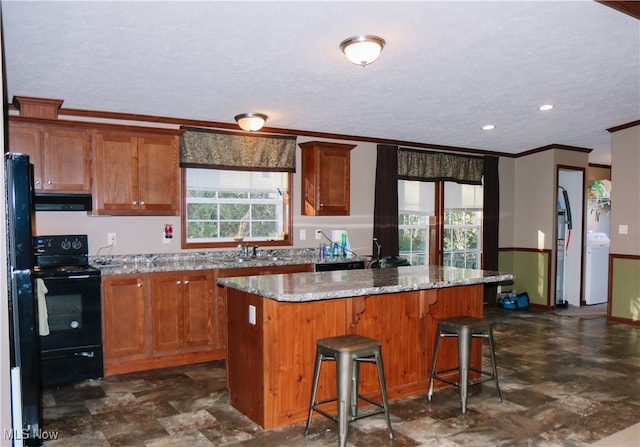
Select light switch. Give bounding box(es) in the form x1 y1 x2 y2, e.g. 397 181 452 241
619 224 629 235
299 229 306 240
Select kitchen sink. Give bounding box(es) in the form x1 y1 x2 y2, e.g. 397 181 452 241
228 256 294 263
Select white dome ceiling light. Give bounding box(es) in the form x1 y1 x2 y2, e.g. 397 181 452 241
234 113 268 132
340 35 386 67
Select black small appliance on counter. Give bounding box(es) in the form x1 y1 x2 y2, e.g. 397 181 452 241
33 234 103 386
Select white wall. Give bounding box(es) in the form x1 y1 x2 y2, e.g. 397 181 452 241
0 28 14 446
558 168 584 306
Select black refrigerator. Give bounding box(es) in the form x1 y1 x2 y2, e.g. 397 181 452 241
5 152 43 446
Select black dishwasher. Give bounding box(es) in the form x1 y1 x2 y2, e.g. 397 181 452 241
315 260 365 272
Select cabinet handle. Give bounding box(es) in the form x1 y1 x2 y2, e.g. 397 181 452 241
176 280 182 285
140 201 145 205
46 180 52 185
137 283 142 288
132 201 137 205
184 280 189 285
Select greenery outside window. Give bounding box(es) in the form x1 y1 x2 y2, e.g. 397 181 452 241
443 209 482 269
399 180 433 266
398 180 482 267
182 168 291 248
443 182 482 268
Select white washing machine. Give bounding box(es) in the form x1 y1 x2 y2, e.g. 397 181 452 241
585 232 610 305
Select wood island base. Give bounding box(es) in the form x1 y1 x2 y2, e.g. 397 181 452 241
225 284 485 430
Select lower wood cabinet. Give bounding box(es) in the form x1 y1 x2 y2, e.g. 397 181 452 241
150 272 215 353
102 264 313 375
102 275 146 360
102 271 221 375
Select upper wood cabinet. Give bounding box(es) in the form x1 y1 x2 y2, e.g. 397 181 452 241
93 130 180 216
299 141 356 216
8 122 92 193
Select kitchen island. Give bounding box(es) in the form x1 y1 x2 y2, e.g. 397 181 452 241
217 265 513 429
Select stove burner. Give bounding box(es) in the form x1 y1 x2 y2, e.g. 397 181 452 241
33 235 101 278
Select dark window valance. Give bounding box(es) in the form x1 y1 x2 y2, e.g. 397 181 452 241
398 148 483 185
179 127 297 172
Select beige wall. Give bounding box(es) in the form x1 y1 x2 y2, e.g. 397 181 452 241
587 165 611 186
35 136 379 257
498 157 515 247
511 150 555 249
610 125 640 256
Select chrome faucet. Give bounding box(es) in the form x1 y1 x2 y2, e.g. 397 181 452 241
238 243 249 257
373 238 382 259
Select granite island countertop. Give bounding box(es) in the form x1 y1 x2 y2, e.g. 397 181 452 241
217 265 514 302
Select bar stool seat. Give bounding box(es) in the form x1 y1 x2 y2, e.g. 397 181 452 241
427 316 502 414
304 333 393 447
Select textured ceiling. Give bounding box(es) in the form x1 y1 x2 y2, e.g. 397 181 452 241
2 1 639 165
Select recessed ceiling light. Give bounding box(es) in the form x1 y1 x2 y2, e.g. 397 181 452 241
538 104 554 111
482 124 495 131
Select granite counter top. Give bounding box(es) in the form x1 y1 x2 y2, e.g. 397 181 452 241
216 265 514 302
91 250 366 275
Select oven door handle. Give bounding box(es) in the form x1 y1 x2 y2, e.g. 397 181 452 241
66 275 91 279
42 350 98 361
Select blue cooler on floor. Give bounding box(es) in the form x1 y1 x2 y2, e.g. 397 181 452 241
498 292 529 310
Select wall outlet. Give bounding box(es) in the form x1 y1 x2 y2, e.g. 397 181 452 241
248 305 256 325
299 229 306 240
315 229 322 240
107 233 116 246
162 232 171 244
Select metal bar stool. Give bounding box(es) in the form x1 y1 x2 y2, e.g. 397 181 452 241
427 316 502 414
304 333 393 447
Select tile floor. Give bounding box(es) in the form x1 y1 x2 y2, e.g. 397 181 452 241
42 307 640 446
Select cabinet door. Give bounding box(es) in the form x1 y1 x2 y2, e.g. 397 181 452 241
42 126 92 192
94 132 138 213
316 148 351 215
299 141 355 216
183 273 215 349
151 273 185 352
102 276 146 359
8 124 43 188
137 135 179 215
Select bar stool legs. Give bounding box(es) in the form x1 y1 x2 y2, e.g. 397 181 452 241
304 334 393 447
427 316 502 414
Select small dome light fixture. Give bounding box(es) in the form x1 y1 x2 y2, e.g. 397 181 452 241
538 104 554 111
482 124 496 131
235 112 268 132
340 35 386 67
